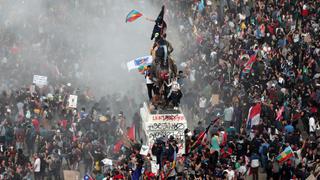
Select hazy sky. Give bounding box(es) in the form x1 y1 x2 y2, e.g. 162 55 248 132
0 0 181 99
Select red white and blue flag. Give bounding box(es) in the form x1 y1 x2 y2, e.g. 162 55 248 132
246 103 261 130
241 54 257 76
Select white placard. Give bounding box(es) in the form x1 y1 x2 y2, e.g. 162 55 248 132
139 145 150 156
151 161 159 175
33 75 48 86
101 158 113 166
68 95 78 108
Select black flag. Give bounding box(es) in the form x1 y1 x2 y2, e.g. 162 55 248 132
151 5 167 41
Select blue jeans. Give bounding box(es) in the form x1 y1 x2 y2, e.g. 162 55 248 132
260 155 268 170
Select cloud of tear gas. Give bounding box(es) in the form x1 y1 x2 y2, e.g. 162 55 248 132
0 0 181 100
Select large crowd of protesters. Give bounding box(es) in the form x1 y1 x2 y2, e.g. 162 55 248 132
159 0 320 179
0 82 144 179
0 0 319 180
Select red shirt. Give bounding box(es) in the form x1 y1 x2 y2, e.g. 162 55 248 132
32 119 40 132
145 172 156 179
59 119 68 130
301 9 309 17
220 147 233 159
114 174 124 179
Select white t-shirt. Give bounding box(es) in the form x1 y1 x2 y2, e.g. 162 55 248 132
34 158 41 172
309 117 315 133
251 159 260 168
190 69 196 82
238 165 247 175
168 81 180 92
199 97 207 108
172 81 180 91
293 34 300 43
223 169 235 180
146 76 153 84
224 106 234 122
145 72 153 84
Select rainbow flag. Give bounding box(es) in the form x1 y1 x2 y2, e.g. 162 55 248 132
126 10 142 23
276 146 294 163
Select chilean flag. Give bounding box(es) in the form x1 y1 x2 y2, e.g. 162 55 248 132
241 54 257 76
114 140 124 153
246 103 261 130
276 106 284 121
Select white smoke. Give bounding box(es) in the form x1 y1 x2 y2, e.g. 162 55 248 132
0 0 182 104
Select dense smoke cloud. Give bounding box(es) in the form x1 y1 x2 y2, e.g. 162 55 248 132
0 0 181 101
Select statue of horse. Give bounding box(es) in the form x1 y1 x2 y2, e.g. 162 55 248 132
150 38 177 108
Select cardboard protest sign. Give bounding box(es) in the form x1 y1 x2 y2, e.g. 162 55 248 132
210 94 219 105
139 145 149 156
68 95 78 108
63 170 80 180
306 174 315 180
33 75 48 86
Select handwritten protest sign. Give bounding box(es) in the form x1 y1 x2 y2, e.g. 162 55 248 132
151 114 185 121
140 103 188 155
139 145 150 156
33 75 48 86
145 119 187 154
68 95 78 108
210 94 219 106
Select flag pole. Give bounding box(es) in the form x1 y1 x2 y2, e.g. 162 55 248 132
187 117 220 155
